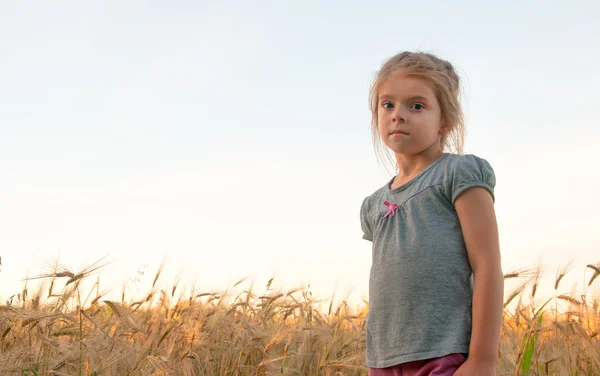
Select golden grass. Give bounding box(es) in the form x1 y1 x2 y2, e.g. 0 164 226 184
0 261 599 375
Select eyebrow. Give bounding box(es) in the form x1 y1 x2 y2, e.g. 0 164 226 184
379 94 430 102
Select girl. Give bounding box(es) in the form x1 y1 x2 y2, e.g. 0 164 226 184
360 51 503 376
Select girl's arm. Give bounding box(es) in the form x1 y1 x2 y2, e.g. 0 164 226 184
455 187 504 367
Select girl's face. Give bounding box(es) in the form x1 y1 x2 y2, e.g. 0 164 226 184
377 73 444 156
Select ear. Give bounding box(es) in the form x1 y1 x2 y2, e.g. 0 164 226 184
439 120 451 136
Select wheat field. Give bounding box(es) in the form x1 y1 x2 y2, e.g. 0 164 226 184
0 260 599 376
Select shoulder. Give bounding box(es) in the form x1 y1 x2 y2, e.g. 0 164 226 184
442 153 496 203
361 183 389 216
444 153 494 174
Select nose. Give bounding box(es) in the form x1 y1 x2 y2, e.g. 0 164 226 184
392 109 407 123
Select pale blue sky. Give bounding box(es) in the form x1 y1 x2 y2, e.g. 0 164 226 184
1 1 599 305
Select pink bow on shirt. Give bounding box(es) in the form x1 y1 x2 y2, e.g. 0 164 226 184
383 201 398 218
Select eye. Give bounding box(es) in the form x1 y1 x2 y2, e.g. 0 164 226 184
411 103 425 110
382 102 394 109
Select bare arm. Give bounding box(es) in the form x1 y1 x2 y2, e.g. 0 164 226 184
455 187 504 367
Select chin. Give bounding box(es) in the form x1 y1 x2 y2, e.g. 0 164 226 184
387 145 422 155
388 140 440 156
396 151 422 157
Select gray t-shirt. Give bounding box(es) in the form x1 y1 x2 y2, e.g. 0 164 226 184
360 153 495 368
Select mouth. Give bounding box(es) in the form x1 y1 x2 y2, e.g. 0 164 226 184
390 130 409 136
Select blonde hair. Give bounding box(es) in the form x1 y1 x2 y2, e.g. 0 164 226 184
368 51 465 172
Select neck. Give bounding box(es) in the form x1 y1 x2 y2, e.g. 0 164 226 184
394 143 443 179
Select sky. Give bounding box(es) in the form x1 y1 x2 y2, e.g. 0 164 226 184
1 1 599 308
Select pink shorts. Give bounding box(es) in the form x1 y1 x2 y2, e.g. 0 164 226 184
368 353 467 376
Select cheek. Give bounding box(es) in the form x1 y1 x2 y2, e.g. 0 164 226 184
376 115 388 130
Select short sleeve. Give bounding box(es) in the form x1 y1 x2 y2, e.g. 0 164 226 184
360 197 373 242
451 155 496 204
